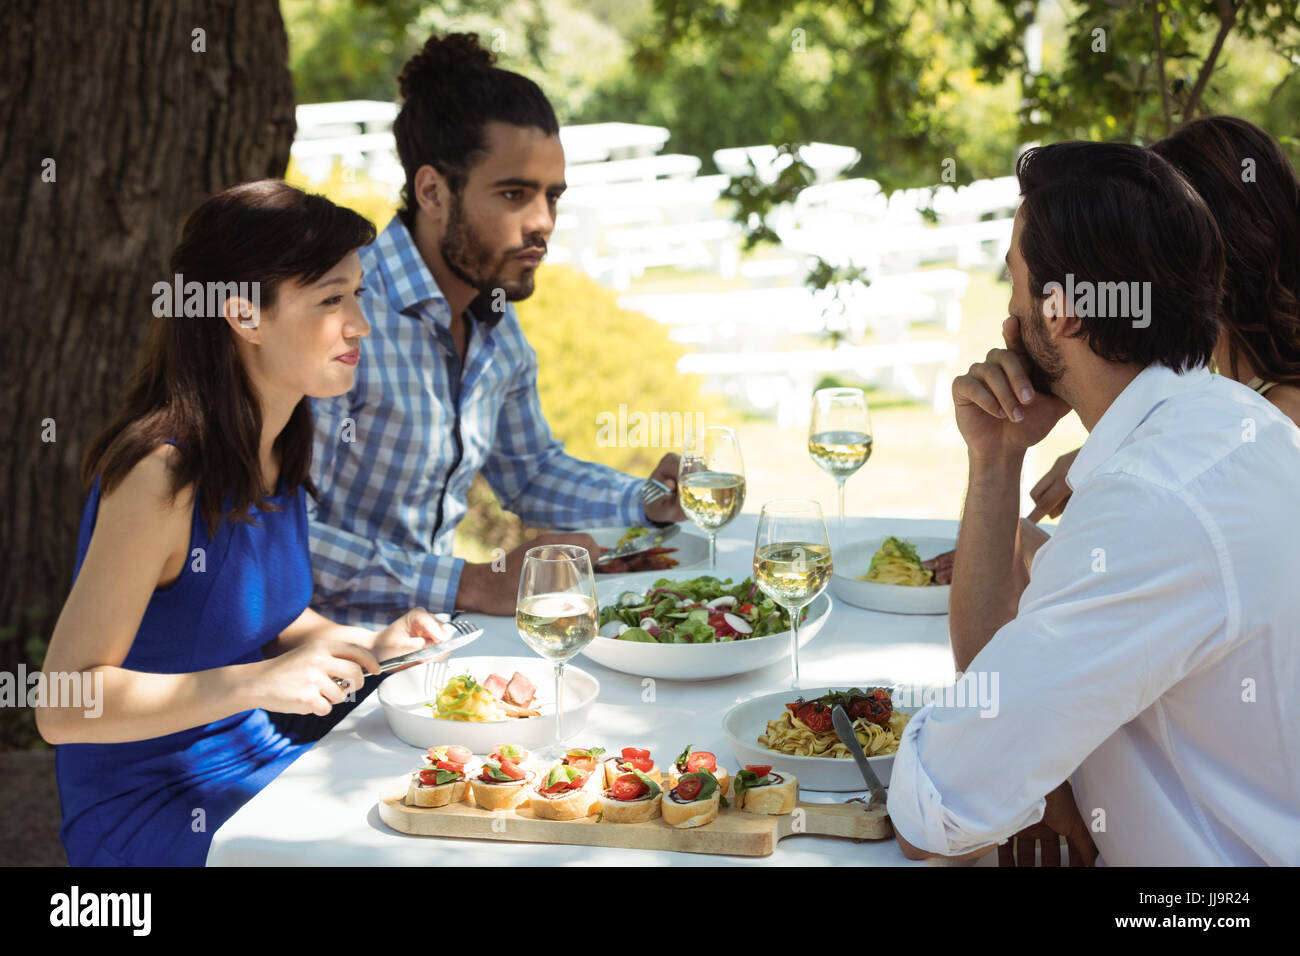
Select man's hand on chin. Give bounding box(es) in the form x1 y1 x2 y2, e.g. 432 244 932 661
644 452 687 524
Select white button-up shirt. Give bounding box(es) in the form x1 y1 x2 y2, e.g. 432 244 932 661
888 364 1300 865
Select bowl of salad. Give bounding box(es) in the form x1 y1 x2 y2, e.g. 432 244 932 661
581 573 832 680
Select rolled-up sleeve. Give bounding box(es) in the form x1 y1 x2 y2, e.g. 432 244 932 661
886 474 1231 856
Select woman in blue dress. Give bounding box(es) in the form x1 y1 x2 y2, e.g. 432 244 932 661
36 180 449 866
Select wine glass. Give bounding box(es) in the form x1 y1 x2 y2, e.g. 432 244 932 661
753 499 833 689
678 426 746 570
515 544 599 761
808 387 873 525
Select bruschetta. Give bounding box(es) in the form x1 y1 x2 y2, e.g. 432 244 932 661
666 744 730 797
732 764 798 815
661 768 722 828
597 769 663 824
528 764 599 821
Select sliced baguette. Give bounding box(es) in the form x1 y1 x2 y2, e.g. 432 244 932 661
596 790 662 824
470 771 535 811
661 789 720 828
529 783 599 821
736 771 798 815
405 773 470 808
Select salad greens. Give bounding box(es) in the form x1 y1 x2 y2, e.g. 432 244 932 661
598 575 806 644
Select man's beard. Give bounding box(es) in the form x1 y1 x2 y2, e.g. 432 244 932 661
1018 302 1067 396
439 190 543 303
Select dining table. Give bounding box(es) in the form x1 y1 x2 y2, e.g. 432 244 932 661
207 514 998 866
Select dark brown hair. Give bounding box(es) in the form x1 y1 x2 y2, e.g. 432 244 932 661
1016 141 1224 372
1151 115 1300 386
82 180 376 538
393 32 559 226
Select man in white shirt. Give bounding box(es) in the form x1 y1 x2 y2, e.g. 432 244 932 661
888 141 1300 866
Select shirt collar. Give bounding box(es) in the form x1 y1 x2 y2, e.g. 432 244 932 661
373 214 505 330
1066 364 1213 490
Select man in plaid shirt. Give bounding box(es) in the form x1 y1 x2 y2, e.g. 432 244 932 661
306 33 685 630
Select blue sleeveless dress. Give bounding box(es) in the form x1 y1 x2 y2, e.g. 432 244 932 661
56 466 317 866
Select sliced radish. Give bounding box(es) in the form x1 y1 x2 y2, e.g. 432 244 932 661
640 617 660 631
707 595 737 609
599 620 622 637
723 612 753 634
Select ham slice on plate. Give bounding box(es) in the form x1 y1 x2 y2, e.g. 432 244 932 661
482 673 509 699
504 671 537 707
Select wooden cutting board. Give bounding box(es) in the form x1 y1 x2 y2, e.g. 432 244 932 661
377 777 892 857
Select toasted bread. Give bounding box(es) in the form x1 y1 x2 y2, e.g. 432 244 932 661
470 771 535 811
661 788 721 828
736 771 798 814
405 773 470 808
597 790 663 824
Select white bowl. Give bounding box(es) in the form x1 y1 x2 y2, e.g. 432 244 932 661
586 525 709 575
829 535 954 615
581 573 832 681
377 655 599 753
722 686 918 792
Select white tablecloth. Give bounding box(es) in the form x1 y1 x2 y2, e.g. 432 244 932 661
208 515 995 866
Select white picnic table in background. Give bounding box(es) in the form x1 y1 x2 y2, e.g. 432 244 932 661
207 515 998 867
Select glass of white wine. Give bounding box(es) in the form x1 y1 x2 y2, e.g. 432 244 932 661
516 544 600 761
678 426 747 570
753 499 833 689
808 387 873 525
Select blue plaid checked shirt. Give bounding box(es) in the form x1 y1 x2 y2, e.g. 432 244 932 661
307 216 648 626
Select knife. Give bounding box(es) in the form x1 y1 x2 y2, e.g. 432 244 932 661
831 704 888 810
377 616 484 673
594 524 681 566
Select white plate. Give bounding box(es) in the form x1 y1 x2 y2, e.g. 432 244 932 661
586 525 709 575
377 655 599 753
830 535 954 615
723 686 919 792
581 572 832 681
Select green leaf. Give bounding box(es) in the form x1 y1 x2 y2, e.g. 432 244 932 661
618 627 657 643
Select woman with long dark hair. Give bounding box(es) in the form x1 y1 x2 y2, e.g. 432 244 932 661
1028 115 1300 521
36 180 448 866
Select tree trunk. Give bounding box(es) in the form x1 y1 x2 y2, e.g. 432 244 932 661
0 0 296 747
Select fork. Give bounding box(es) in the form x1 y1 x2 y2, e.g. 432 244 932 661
422 658 449 702
640 478 674 508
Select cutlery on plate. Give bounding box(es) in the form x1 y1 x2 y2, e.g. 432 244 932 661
594 523 681 566
831 704 888 810
332 615 483 687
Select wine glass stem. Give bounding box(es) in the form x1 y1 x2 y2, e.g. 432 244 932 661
554 661 565 750
837 479 846 525
789 608 801 689
708 532 717 569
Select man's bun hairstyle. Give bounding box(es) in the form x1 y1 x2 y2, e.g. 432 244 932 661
393 32 559 224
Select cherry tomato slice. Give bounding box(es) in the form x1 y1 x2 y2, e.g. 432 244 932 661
624 756 654 773
745 765 772 777
565 755 597 772
443 745 473 765
434 760 463 772
684 751 717 772
610 773 649 801
498 759 526 780
621 747 651 761
676 776 704 800
418 770 442 786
